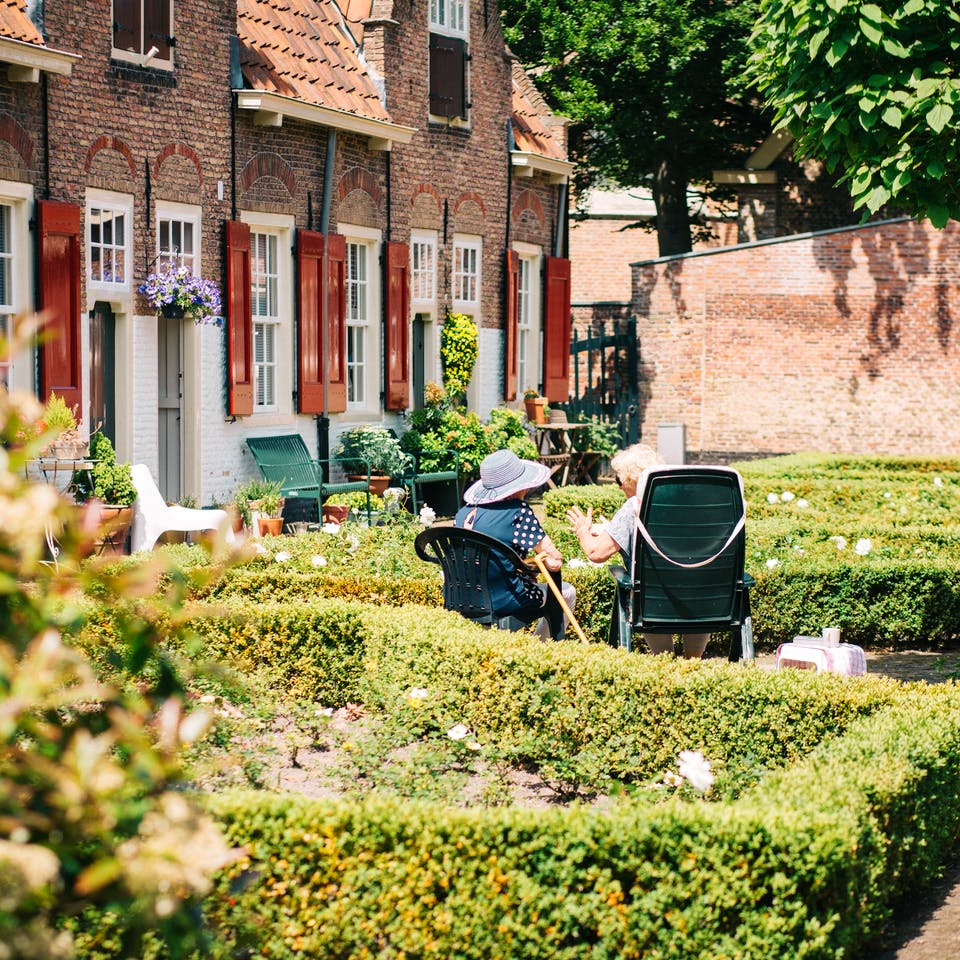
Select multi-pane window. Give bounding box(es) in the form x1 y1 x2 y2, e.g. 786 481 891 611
453 240 480 305
430 0 466 36
89 206 127 285
346 242 368 406
0 204 11 387
157 216 195 270
251 231 279 410
411 237 436 303
517 257 533 393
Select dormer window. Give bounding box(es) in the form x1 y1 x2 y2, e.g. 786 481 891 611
112 0 174 69
429 0 469 121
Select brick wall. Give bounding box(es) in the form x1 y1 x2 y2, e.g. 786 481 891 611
631 218 960 457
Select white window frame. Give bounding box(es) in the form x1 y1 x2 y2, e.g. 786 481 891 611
429 0 468 38
515 243 542 396
452 236 481 313
155 202 200 273
0 183 32 392
86 189 133 297
111 0 175 71
343 226 381 413
240 212 294 419
410 231 437 306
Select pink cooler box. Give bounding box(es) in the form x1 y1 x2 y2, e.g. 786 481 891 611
776 640 867 676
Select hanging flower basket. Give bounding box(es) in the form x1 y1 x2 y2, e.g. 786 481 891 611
139 262 223 326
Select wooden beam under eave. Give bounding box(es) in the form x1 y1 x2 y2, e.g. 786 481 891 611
8 64 40 83
253 110 283 127
367 136 392 152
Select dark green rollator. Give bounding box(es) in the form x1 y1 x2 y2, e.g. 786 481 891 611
608 466 755 661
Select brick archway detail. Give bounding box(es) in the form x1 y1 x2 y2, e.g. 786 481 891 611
337 167 383 209
512 189 546 229
154 142 204 185
411 182 442 211
83 135 138 177
0 114 33 169
240 153 297 197
453 190 487 218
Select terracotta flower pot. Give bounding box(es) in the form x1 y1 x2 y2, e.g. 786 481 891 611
95 504 134 556
349 474 391 497
322 504 350 524
257 516 284 536
524 397 548 424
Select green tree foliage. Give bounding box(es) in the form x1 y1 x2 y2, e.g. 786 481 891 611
501 0 766 255
749 0 960 227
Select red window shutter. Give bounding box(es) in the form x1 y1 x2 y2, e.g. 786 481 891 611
325 233 348 414
113 0 141 52
384 241 410 411
542 256 571 403
297 230 346 415
504 250 519 401
226 220 253 416
297 229 324 414
37 200 82 411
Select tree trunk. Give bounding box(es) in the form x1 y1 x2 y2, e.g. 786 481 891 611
653 154 692 257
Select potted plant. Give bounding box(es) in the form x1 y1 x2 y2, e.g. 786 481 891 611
138 262 223 326
335 426 412 497
234 478 284 535
256 488 285 536
523 388 549 425
74 432 137 554
40 392 89 460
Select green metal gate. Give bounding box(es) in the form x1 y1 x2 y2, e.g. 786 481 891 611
559 316 639 448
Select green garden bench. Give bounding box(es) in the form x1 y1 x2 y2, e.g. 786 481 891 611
245 435 370 522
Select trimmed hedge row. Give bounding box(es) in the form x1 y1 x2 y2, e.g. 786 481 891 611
79 598 901 782
192 683 960 960
74 596 960 960
176 547 960 651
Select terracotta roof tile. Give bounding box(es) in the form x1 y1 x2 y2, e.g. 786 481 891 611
511 63 566 162
237 0 390 123
0 0 44 45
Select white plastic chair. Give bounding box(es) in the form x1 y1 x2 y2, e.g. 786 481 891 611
131 464 235 552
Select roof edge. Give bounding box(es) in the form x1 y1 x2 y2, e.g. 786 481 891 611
0 36 80 76
235 90 416 148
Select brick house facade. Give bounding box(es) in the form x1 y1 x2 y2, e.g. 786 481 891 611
1 0 570 507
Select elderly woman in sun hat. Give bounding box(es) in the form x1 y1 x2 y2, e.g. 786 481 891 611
455 448 576 640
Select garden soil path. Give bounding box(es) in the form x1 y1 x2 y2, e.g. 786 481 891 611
758 648 960 959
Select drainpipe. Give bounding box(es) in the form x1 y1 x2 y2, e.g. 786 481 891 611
554 179 567 258
316 128 337 474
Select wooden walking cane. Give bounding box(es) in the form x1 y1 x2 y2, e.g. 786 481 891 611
532 552 588 643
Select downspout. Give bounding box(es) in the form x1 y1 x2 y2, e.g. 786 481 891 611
41 73 50 200
553 179 567 259
144 158 152 274
316 128 337 472
381 149 392 413
503 120 514 396
504 119 514 253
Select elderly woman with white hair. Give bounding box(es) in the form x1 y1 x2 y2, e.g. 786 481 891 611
455 449 577 640
565 443 710 659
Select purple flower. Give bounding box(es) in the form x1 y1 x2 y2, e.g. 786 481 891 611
138 262 223 326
